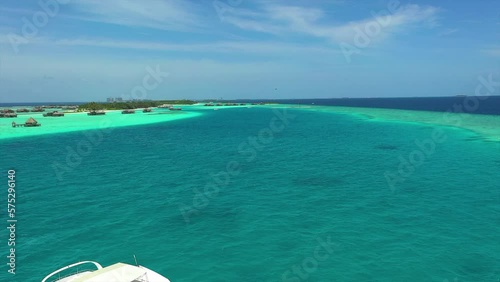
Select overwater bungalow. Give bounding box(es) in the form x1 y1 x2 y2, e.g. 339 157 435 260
43 111 65 117
122 109 135 114
25 117 41 127
87 110 106 116
12 117 41 127
16 108 29 113
143 108 152 113
31 107 44 112
0 112 17 118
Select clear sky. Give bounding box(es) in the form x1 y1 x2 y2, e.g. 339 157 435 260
0 0 498 102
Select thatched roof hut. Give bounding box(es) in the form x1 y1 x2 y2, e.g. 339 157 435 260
88 110 106 115
31 107 44 112
43 111 64 117
25 117 41 127
0 112 17 118
26 117 37 124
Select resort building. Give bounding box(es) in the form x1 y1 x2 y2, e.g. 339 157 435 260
13 117 42 127
43 111 65 117
0 110 17 118
88 110 106 115
25 117 41 127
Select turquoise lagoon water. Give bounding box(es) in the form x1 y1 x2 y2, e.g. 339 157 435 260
1 106 499 281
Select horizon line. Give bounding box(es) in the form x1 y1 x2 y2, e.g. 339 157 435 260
2 95 498 104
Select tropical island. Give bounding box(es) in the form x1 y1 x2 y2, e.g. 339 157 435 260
77 100 197 111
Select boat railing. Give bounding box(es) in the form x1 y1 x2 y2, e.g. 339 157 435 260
42 261 103 282
44 267 95 282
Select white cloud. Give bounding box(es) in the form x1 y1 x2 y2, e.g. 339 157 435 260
0 35 341 57
223 3 440 44
68 0 205 31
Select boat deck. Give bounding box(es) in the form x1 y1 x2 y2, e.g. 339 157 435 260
43 261 170 282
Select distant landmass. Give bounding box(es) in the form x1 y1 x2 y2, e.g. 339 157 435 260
2 96 499 115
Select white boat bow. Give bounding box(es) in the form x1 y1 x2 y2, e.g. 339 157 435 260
42 260 170 282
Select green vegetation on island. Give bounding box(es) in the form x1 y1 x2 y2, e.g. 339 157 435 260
78 100 196 111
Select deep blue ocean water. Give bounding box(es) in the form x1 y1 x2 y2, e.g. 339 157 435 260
252 96 500 116
1 106 499 281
